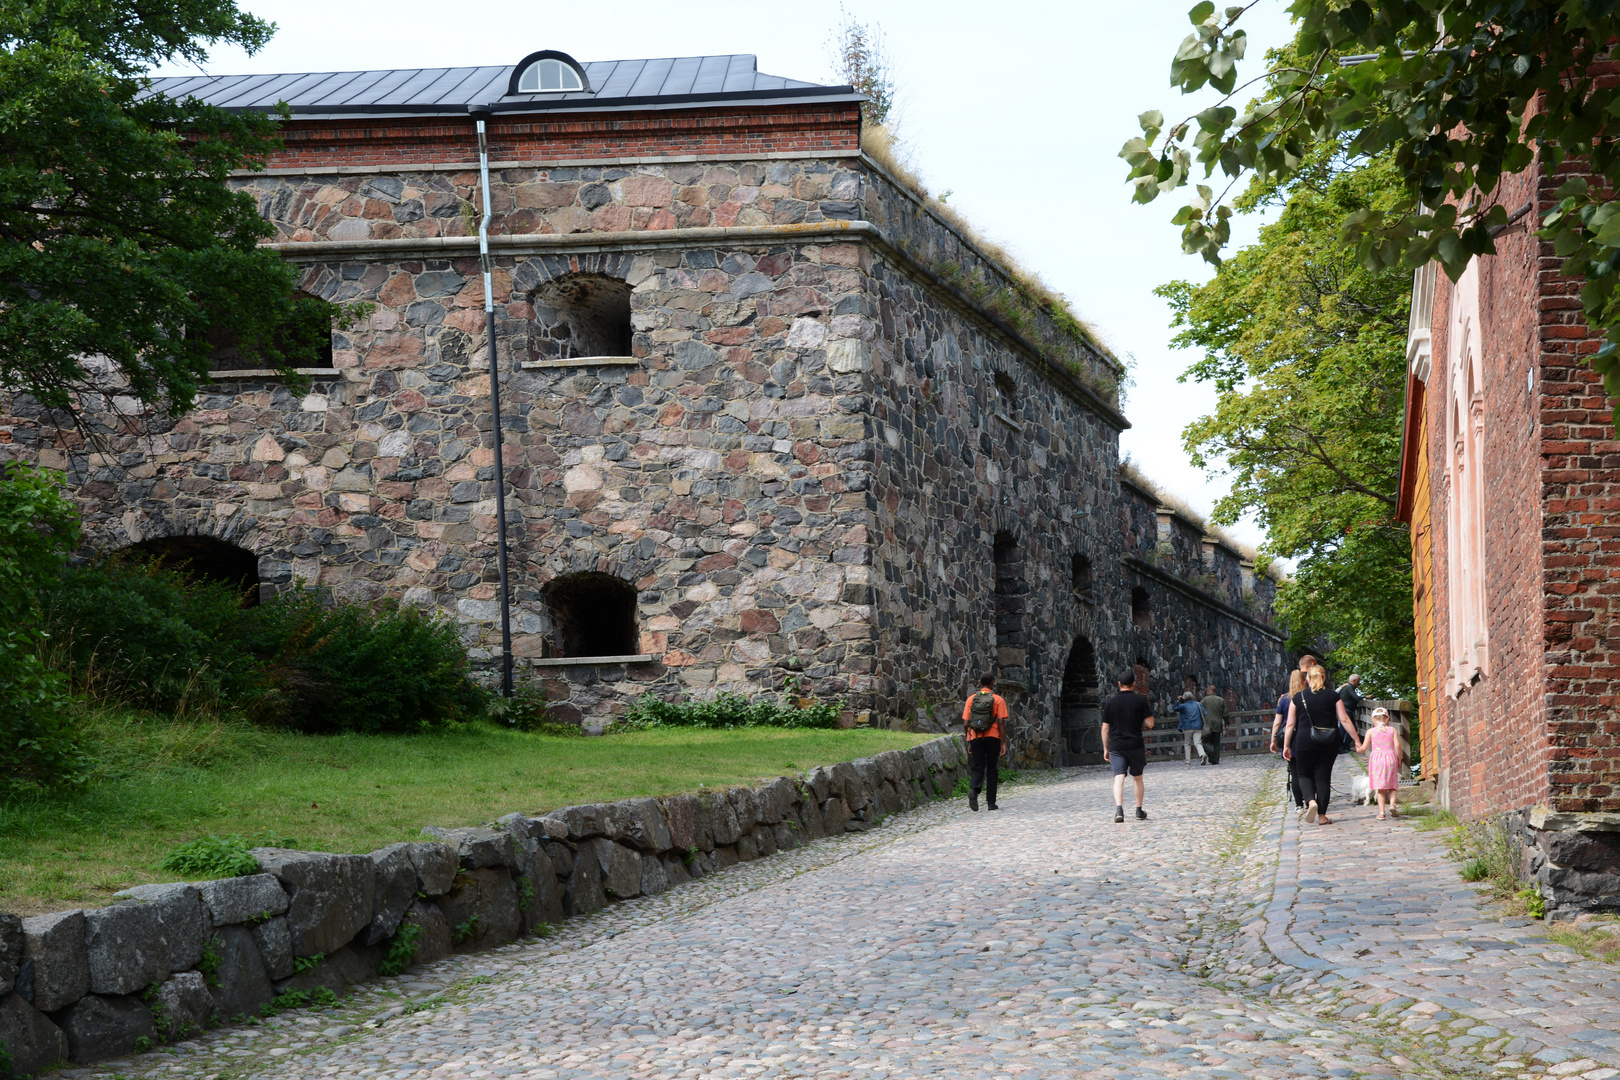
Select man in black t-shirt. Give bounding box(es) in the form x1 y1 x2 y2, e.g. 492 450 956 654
1101 670 1156 823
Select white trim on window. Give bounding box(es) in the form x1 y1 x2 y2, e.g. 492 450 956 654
517 58 584 93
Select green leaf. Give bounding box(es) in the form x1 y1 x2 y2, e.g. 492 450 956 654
1139 109 1165 136
1189 1 1215 24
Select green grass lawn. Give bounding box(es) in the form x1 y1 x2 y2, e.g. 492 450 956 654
0 712 930 914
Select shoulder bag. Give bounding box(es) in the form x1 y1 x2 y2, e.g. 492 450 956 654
1296 693 1341 748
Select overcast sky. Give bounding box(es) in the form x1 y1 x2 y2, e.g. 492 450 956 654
154 0 1298 551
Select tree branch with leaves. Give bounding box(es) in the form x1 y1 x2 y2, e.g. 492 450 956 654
0 0 338 423
1126 0 1620 424
1162 149 1415 694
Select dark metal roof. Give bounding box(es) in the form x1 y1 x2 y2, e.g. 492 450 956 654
143 53 859 119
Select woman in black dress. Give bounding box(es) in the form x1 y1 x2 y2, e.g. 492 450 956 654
1283 665 1365 825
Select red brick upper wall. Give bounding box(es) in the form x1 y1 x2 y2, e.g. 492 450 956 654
259 103 864 171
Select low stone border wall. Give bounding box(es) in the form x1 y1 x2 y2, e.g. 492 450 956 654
0 735 968 1075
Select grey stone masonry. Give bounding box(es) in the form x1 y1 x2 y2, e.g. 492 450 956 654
4 150 1287 743
20 909 88 1012
0 735 969 1069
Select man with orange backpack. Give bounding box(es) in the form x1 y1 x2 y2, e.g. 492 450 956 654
961 671 1009 812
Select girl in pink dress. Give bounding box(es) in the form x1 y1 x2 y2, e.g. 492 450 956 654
1365 707 1403 819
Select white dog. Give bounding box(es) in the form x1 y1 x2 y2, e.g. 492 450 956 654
1349 775 1372 806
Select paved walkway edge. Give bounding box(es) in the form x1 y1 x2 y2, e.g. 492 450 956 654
1258 766 1620 1069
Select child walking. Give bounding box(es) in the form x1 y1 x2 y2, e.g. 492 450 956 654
1365 706 1402 819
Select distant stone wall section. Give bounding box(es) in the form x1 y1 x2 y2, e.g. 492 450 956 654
0 736 968 1073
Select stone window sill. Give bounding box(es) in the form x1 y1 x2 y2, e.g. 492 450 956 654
208 368 342 379
520 356 640 370
994 412 1023 432
529 654 655 667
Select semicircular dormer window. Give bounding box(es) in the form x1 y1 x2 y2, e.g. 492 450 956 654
518 57 584 93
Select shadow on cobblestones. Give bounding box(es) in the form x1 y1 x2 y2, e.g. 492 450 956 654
66 758 1617 1080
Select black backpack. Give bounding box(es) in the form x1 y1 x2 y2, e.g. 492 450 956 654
967 690 997 733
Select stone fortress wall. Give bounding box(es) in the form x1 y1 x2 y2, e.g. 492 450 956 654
0 112 1290 755
0 738 970 1073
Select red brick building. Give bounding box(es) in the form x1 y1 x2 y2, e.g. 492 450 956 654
1397 156 1620 918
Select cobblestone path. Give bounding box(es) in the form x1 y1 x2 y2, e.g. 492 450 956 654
73 756 1620 1080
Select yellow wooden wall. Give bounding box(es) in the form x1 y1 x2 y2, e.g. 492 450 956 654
1410 415 1441 778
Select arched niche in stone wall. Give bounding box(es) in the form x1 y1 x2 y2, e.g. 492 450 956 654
123 534 261 606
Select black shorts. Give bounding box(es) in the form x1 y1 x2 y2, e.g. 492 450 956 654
1110 744 1146 776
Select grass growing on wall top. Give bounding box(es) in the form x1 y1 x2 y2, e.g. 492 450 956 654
0 708 929 914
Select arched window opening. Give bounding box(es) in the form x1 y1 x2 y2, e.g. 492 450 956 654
993 532 1025 670
201 289 334 373
1130 585 1152 629
126 536 260 606
544 572 638 658
532 275 632 360
1071 553 1092 595
1060 637 1102 764
517 57 585 93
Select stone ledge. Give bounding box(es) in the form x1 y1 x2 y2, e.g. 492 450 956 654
519 357 639 370
993 412 1024 432
1529 806 1620 833
206 368 342 379
528 654 655 667
1124 555 1284 643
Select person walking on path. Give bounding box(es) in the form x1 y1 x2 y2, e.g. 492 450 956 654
1337 673 1364 711
1336 674 1365 753
1283 665 1365 825
1171 692 1206 765
1271 670 1308 813
961 672 1008 813
1364 706 1403 819
1199 685 1227 765
1101 670 1155 823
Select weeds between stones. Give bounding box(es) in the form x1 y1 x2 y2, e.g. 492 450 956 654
377 924 422 977
1418 809 1540 918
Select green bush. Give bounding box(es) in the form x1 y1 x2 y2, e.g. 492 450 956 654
0 463 80 625
484 681 551 732
0 465 89 790
249 590 485 733
0 630 90 791
41 558 257 709
616 691 844 731
40 555 485 734
159 835 261 878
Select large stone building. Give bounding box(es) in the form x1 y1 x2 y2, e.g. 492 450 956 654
3 50 1289 762
1398 147 1620 916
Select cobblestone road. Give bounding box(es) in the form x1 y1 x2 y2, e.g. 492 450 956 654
74 756 1620 1080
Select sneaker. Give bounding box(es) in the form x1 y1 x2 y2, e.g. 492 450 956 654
1114 805 1125 823
987 803 999 811
969 790 979 812
1305 800 1319 824
1135 807 1148 821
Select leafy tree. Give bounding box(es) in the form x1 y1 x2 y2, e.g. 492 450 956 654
1160 150 1416 694
1 0 337 420
1123 0 1620 426
830 6 898 127
0 464 89 788
0 463 81 623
